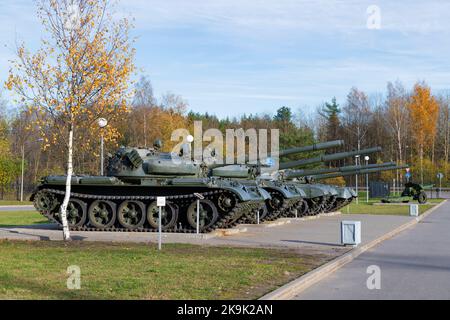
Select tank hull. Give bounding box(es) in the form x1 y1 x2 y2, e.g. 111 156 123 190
31 175 267 233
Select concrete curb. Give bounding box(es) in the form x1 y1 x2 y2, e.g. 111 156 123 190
259 200 448 300
373 202 433 206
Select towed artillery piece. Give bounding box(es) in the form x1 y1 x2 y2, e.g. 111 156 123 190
381 181 429 204
31 141 270 233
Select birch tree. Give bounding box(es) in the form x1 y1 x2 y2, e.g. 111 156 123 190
386 81 408 165
6 0 135 240
342 87 372 151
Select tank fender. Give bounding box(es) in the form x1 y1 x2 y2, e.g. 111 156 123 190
260 181 298 198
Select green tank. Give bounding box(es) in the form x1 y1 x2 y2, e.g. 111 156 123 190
310 164 410 212
31 141 270 233
280 147 383 216
212 140 347 223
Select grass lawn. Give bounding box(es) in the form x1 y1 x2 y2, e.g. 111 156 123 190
0 240 333 300
0 200 32 206
343 198 445 216
0 210 47 227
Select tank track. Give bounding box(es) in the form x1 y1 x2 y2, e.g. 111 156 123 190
326 198 354 213
282 199 309 218
35 188 262 233
261 197 301 222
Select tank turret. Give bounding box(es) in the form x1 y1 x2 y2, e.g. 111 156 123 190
106 146 206 180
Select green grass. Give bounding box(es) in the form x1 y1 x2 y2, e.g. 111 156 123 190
0 240 332 300
0 210 48 227
343 198 444 216
0 200 32 206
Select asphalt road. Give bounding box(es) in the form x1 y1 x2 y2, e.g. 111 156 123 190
294 200 450 300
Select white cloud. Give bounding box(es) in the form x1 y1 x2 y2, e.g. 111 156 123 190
122 0 450 35
1 0 450 117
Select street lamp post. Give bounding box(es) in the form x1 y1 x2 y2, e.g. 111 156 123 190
20 138 44 202
97 118 108 175
355 155 360 204
365 156 370 203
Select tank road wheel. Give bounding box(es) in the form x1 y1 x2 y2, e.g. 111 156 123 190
298 200 309 216
66 199 87 228
217 193 237 212
418 192 427 204
267 192 284 211
187 200 218 231
33 190 58 214
88 200 116 229
247 204 268 223
117 201 146 229
147 201 178 230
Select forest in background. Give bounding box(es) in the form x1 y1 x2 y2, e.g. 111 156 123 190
1 76 449 199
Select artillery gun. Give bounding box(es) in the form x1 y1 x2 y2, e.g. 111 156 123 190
381 181 429 204
31 141 270 233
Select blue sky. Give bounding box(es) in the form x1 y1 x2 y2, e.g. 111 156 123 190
1 0 450 118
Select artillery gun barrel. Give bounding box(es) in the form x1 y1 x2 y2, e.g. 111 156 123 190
284 162 396 179
279 147 382 170
279 140 344 157
313 165 409 180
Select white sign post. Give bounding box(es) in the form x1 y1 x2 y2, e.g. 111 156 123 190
437 173 444 197
194 193 205 234
409 204 419 217
156 197 166 250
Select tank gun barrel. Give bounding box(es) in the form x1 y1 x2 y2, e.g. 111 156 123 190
284 162 397 179
208 140 344 170
279 147 382 170
279 140 344 157
312 165 409 180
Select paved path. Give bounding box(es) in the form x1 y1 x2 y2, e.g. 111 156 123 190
294 201 450 300
0 205 34 211
0 212 415 258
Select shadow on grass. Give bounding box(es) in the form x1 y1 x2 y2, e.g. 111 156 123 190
2 274 105 300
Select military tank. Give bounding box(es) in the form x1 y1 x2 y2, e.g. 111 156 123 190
31 141 270 233
312 163 410 211
283 161 396 214
212 140 348 223
279 147 383 216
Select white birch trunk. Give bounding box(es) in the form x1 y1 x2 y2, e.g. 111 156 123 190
59 124 73 241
